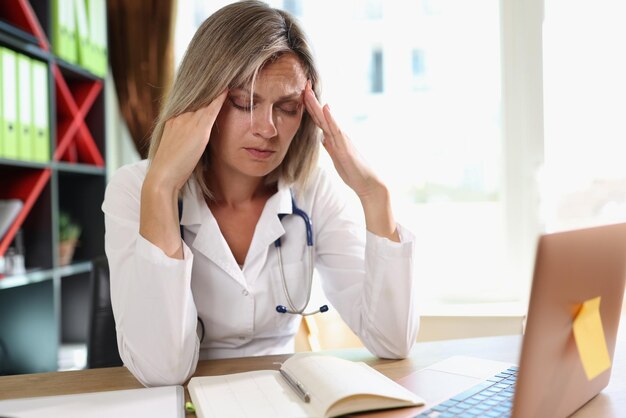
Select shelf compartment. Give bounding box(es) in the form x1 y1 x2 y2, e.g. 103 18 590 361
61 270 91 345
57 171 105 266
0 279 58 375
0 0 49 51
0 166 51 257
53 64 104 166
19 180 54 271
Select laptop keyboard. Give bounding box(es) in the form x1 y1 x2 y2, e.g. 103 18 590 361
414 366 518 418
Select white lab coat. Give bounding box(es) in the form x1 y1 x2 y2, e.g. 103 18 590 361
102 160 419 386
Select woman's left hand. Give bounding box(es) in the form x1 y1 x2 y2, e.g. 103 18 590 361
303 82 383 200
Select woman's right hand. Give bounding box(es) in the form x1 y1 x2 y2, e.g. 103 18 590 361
140 91 227 258
146 90 228 192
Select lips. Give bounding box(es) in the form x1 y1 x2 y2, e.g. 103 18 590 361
244 147 275 159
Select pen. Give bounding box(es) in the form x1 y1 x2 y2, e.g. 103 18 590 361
280 368 311 403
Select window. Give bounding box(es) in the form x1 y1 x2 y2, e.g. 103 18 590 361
411 49 427 90
369 49 384 93
283 0 303 16
177 0 544 313
542 0 626 233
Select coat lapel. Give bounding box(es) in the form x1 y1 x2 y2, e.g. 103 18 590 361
180 180 246 287
243 182 293 285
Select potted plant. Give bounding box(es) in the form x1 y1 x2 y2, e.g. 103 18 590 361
58 211 81 266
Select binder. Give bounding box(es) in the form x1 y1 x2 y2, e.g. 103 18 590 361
31 60 50 162
74 0 90 70
53 0 77 63
0 47 18 160
16 54 34 161
85 0 97 74
86 0 107 77
0 49 3 158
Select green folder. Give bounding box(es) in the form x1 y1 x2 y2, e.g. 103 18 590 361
31 60 50 163
86 0 107 77
74 0 90 71
0 48 18 160
16 54 34 161
53 0 77 63
97 0 108 77
0 49 3 158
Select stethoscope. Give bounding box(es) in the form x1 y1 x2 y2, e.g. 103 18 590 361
274 193 329 316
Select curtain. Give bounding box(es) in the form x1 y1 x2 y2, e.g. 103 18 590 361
107 0 176 158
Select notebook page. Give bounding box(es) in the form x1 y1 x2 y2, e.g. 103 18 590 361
188 370 322 418
282 354 423 414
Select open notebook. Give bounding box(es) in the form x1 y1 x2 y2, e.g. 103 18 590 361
188 353 424 418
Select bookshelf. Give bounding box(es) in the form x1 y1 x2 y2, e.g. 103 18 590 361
0 0 107 375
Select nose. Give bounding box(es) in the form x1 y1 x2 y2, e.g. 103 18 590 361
251 106 278 139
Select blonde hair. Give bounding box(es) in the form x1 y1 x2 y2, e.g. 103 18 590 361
148 1 321 199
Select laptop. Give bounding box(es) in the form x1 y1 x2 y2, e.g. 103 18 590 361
359 222 626 418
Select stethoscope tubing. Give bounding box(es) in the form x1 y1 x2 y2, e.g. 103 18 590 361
274 195 328 316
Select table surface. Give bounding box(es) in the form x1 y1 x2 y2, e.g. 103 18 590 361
0 326 624 417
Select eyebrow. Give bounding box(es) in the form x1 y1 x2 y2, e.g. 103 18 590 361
231 88 303 102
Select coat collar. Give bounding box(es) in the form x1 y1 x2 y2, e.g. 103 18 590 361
179 177 293 226
180 177 294 287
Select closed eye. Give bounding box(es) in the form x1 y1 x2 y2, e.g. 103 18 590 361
277 105 300 116
276 100 301 116
229 96 253 112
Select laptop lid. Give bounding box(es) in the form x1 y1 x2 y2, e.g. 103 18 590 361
512 222 626 418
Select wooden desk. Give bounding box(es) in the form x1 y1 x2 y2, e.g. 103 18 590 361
0 332 624 417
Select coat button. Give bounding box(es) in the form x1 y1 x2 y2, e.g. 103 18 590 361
242 289 249 296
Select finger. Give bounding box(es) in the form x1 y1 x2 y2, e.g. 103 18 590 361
303 83 332 135
322 104 344 147
200 89 228 124
303 89 325 129
305 98 335 149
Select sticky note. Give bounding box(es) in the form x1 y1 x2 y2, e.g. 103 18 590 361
572 296 612 380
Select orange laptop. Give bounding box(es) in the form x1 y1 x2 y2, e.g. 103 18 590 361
361 222 626 418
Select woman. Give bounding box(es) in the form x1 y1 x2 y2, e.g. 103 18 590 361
102 0 419 386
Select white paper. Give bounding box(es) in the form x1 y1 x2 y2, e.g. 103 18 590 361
0 385 184 418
